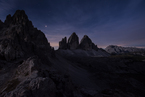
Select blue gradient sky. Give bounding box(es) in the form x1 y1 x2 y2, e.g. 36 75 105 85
0 0 145 49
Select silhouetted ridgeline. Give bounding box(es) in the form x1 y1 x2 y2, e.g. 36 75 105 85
59 32 98 50
58 32 110 57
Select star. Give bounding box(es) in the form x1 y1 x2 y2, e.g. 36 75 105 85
45 25 47 27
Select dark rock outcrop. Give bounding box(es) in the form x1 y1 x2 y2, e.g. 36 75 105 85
92 43 98 51
59 37 67 49
68 32 79 49
79 35 93 50
0 10 51 61
4 10 29 26
58 33 98 51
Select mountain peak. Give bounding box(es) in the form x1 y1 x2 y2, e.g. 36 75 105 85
4 10 30 26
83 35 88 38
0 10 51 61
72 32 77 35
79 35 93 50
59 33 98 51
68 32 79 49
68 32 78 42
59 37 67 49
13 10 28 19
80 35 92 44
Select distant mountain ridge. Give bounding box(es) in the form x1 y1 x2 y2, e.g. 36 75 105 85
59 32 98 50
105 45 145 55
58 32 109 57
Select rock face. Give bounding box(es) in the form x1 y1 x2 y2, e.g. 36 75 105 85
59 37 67 49
68 32 79 49
79 35 93 50
92 43 98 51
105 45 145 55
59 33 98 51
0 10 51 61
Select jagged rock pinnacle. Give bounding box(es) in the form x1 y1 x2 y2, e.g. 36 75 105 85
4 10 33 27
79 35 93 50
68 32 79 49
59 37 67 49
0 10 51 61
58 33 98 51
12 10 28 24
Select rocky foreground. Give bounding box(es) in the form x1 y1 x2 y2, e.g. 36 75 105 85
0 10 145 97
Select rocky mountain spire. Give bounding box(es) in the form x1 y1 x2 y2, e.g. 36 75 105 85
79 35 93 50
58 33 98 51
59 37 67 49
4 10 33 30
0 10 51 61
68 32 79 49
4 14 12 25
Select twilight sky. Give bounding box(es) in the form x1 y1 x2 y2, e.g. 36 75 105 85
0 0 145 49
